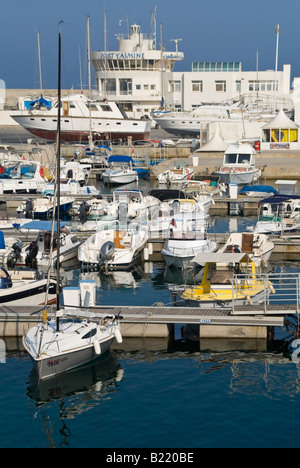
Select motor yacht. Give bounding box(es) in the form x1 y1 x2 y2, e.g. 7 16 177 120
12 93 152 143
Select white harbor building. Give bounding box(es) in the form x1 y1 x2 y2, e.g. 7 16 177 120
90 22 293 127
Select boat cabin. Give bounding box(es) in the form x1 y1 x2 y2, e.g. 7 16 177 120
222 144 256 168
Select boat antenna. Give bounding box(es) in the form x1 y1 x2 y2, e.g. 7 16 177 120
56 31 62 331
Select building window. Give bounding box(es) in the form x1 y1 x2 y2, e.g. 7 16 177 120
136 84 141 91
151 84 156 91
169 81 181 93
216 81 226 92
101 79 116 95
249 80 278 92
119 79 132 95
192 81 203 92
144 84 149 90
236 80 241 92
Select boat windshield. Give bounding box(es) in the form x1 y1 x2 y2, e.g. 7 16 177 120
224 154 252 165
237 154 251 164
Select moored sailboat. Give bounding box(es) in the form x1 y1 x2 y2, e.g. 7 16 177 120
22 29 122 381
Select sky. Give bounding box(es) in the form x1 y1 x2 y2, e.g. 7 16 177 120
1 0 300 90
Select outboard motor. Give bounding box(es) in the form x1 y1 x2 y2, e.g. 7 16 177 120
25 199 34 218
25 241 39 269
0 268 12 289
98 241 115 268
79 201 90 224
11 240 23 262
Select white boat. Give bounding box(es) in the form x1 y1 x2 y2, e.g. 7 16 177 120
102 156 138 185
148 189 211 236
0 267 56 306
152 101 279 137
12 93 152 144
74 190 159 224
214 143 261 185
248 195 300 235
162 213 217 269
249 215 300 235
162 233 218 269
22 30 122 382
78 144 110 169
78 221 149 270
23 308 122 380
218 232 274 266
16 196 74 219
0 161 50 194
105 189 160 221
60 160 91 185
157 166 195 185
13 221 81 268
43 179 99 197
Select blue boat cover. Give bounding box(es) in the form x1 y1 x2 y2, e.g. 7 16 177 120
258 194 300 204
108 155 133 163
18 221 68 231
0 232 5 250
29 94 52 110
240 185 279 195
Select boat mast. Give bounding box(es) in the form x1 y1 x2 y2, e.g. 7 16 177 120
87 16 93 148
273 24 280 114
56 31 62 330
37 31 43 94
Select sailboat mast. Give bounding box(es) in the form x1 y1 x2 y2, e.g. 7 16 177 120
37 31 43 94
56 31 62 326
87 16 93 147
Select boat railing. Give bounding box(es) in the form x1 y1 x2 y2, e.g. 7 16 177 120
231 271 300 316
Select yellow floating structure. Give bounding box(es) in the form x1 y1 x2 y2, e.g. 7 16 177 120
181 253 273 308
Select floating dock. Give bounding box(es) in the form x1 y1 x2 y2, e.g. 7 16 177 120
0 303 290 340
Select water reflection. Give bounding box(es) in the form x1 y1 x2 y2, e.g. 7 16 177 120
27 351 123 408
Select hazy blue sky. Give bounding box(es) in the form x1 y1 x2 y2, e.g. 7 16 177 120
0 0 299 89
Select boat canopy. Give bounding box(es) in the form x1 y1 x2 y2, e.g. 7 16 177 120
19 221 69 231
258 194 300 204
192 252 252 266
149 189 186 201
240 185 278 195
108 155 133 164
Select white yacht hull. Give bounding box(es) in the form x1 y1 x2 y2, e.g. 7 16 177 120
0 279 57 306
22 317 120 380
162 238 218 269
102 170 138 185
13 115 152 143
214 169 260 185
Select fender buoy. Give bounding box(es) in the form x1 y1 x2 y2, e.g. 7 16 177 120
115 328 123 344
40 166 45 179
94 340 101 355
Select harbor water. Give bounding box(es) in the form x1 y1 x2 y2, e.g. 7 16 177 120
1 178 300 449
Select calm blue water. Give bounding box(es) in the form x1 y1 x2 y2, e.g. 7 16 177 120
1 260 300 449
1 180 300 448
